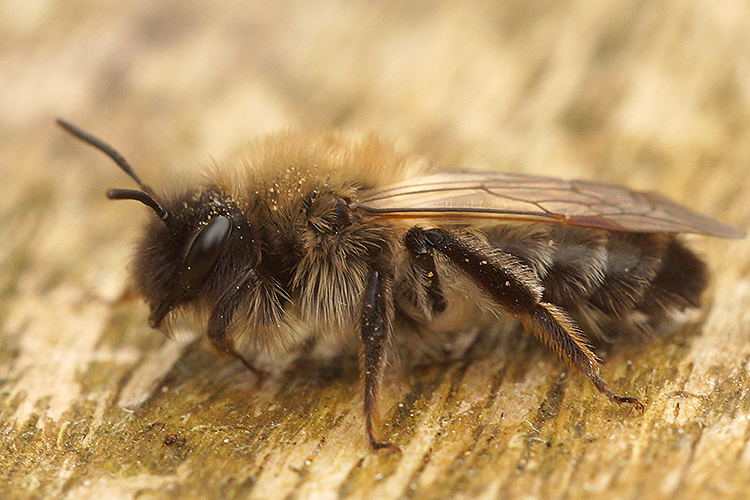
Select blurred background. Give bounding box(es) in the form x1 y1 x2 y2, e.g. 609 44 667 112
2 1 750 499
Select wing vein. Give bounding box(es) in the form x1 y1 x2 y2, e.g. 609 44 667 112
355 172 744 238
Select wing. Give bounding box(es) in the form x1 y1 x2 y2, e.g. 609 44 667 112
356 172 745 238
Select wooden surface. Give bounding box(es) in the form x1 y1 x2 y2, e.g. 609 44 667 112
2 1 750 499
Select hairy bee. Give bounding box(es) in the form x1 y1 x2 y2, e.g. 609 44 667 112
57 119 745 450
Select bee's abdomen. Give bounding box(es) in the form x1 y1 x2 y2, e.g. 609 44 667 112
584 232 707 320
582 232 667 317
490 225 708 325
633 237 708 317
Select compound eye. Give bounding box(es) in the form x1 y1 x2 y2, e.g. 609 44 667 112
180 216 232 293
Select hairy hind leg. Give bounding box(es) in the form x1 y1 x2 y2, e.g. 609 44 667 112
405 226 643 410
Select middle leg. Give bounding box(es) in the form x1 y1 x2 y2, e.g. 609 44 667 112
359 266 399 451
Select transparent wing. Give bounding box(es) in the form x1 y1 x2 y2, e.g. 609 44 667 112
357 172 745 238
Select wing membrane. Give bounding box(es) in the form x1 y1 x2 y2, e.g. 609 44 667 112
357 172 745 238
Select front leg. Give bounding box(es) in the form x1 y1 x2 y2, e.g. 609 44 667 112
406 227 643 410
207 268 268 380
360 266 399 451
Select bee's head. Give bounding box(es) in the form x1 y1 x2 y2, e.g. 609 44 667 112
57 119 236 329
132 188 239 328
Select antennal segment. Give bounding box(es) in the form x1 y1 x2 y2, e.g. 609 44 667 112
56 118 168 220
107 188 168 218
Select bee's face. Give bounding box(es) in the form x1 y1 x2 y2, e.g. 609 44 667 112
132 190 236 328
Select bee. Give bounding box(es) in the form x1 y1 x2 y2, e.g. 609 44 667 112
57 119 745 450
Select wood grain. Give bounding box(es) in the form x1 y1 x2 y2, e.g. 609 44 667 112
2 1 750 499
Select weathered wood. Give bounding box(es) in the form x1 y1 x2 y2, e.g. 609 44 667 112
2 1 750 499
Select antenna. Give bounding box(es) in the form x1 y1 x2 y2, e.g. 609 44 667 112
56 119 168 221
